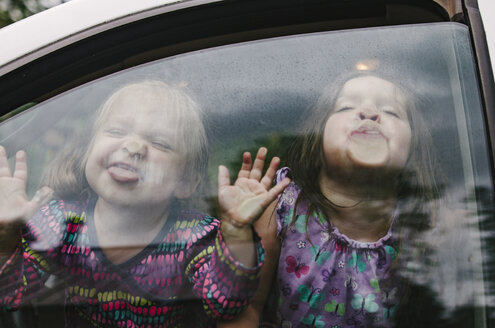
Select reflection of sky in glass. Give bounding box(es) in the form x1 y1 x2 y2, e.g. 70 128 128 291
0 22 493 322
1 23 489 196
5 23 487 192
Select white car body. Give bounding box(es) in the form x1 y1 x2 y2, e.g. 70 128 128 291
0 0 187 73
478 0 495 59
0 0 493 78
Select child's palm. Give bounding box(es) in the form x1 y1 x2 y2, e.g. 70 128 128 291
0 175 31 223
218 147 290 228
219 177 273 226
0 147 52 250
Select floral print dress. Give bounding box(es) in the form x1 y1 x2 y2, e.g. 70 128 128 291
273 168 399 328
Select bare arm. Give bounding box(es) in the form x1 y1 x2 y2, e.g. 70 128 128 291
218 200 281 327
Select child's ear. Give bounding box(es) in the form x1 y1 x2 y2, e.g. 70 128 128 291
174 172 200 199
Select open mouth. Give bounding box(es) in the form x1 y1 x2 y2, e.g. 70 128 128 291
110 162 137 172
107 162 141 182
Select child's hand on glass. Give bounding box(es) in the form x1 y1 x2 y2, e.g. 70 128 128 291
0 146 52 254
218 147 290 242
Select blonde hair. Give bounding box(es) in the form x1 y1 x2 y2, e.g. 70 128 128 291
43 80 208 202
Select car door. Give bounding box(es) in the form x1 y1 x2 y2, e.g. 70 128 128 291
0 0 493 327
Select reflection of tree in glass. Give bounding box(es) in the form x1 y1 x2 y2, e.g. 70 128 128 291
395 185 495 327
465 186 495 324
225 133 292 174
0 0 68 27
207 133 293 218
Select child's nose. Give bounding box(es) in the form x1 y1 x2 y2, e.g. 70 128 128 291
123 139 147 158
358 107 380 122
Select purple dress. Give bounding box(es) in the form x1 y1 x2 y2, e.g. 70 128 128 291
272 168 399 328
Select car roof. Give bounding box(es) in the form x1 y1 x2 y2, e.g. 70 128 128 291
0 0 464 73
2 0 478 74
0 0 208 71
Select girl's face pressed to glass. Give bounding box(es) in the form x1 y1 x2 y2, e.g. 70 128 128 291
322 76 412 175
85 90 191 208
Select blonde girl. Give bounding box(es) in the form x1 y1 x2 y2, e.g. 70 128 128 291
0 80 289 327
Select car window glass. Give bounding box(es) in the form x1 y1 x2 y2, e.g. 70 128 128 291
0 22 492 327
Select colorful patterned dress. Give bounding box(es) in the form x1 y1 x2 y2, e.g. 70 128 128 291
271 168 399 328
0 198 264 327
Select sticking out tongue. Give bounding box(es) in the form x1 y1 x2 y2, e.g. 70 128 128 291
108 165 140 182
347 136 388 166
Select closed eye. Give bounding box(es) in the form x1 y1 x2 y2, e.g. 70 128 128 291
384 111 400 118
336 106 353 113
152 140 172 151
106 128 126 136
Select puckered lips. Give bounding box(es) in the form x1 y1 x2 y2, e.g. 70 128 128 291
347 121 388 166
107 161 141 182
350 122 385 140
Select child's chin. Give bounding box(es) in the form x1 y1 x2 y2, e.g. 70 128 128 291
346 145 389 168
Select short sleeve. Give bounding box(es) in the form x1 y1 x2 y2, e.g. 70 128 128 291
274 167 301 237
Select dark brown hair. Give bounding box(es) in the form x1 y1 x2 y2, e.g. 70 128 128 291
286 71 442 236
